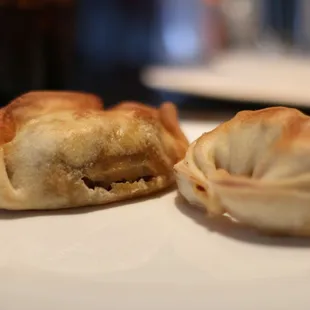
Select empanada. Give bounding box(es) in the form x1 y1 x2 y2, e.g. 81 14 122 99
0 91 188 210
174 107 310 236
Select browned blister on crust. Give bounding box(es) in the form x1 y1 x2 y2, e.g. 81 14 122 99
0 91 188 210
174 107 310 237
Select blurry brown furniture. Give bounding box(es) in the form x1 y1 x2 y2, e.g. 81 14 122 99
0 0 75 104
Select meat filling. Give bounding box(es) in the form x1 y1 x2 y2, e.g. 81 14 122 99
82 175 155 191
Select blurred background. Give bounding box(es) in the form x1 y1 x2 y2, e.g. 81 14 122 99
1 0 310 112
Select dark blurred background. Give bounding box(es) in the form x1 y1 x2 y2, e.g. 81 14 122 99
1 0 310 110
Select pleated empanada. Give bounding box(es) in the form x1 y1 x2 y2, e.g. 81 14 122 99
175 107 310 236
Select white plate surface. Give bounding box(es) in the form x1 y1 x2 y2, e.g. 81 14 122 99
1 121 310 310
142 51 310 108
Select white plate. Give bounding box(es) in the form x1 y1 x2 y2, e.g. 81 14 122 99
1 121 310 310
142 51 310 108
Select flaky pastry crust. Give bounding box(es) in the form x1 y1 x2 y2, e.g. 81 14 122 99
0 91 188 210
174 107 310 236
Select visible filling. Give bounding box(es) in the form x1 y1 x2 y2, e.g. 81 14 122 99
82 175 155 191
80 154 165 192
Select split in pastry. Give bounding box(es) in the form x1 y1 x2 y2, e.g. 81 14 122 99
174 107 310 236
0 91 188 210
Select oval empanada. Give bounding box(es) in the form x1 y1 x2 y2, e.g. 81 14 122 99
0 91 188 210
174 107 310 236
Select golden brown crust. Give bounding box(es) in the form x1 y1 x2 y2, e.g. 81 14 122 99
0 91 103 144
174 106 310 237
111 100 189 159
0 91 188 210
